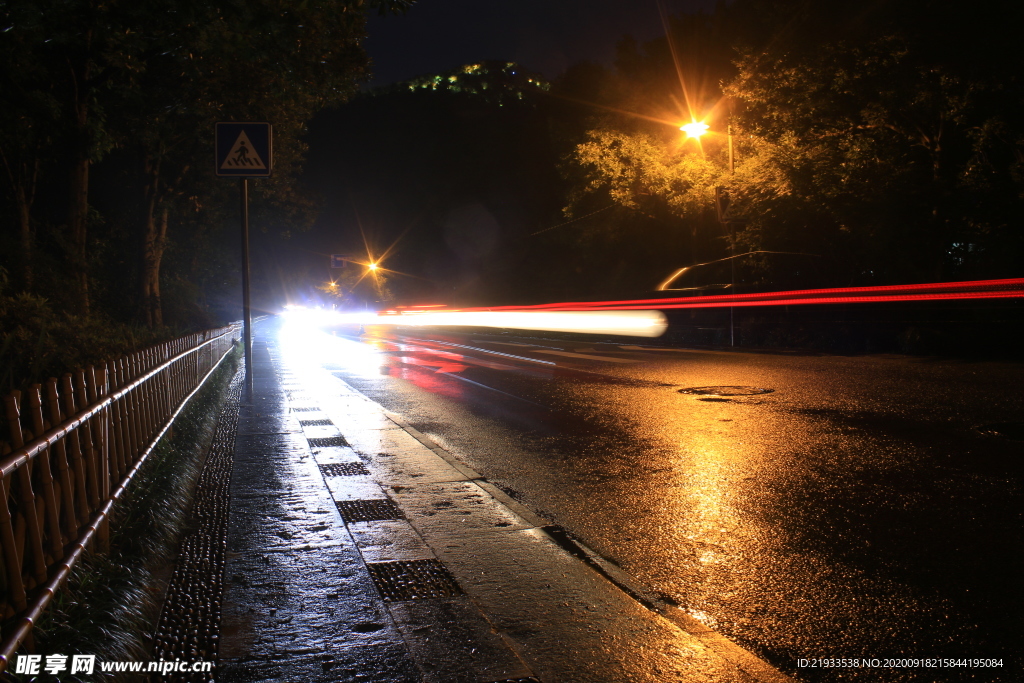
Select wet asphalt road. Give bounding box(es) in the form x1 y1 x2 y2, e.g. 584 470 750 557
282 320 1021 681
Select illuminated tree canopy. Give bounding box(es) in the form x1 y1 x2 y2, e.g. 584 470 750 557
563 0 1024 286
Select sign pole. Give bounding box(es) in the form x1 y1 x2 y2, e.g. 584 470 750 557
241 177 253 397
215 121 270 398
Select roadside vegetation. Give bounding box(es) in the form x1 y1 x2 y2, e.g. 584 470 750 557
559 0 1023 292
0 268 175 394
302 0 1020 354
19 346 241 683
3 0 1020 371
311 0 1021 309
0 0 414 387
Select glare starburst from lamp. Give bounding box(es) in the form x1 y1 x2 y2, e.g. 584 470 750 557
680 121 709 138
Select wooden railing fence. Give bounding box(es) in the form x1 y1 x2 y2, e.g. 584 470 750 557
0 324 240 671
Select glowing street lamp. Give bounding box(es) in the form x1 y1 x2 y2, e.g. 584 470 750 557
367 262 379 272
679 117 740 345
679 121 709 139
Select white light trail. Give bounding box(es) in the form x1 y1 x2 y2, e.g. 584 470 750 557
280 306 668 338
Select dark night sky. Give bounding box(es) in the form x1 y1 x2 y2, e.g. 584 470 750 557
288 0 723 307
364 0 718 86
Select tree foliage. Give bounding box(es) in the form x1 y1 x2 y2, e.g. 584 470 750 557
0 0 412 337
563 0 1024 288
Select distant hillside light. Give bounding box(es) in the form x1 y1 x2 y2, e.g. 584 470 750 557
680 121 709 138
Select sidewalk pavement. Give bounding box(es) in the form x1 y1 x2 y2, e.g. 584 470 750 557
217 318 796 683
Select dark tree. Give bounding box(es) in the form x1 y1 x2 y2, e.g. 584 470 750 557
1 0 415 327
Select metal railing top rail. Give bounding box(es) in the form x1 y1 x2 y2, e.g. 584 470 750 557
0 327 236 479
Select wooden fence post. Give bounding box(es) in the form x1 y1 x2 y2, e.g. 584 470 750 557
27 386 62 562
3 396 47 588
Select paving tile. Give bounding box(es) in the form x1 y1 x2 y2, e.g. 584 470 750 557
345 428 427 456
391 481 533 537
367 449 469 486
310 445 364 464
325 476 389 502
234 432 309 456
348 519 436 562
237 415 302 435
302 424 344 440
388 597 533 683
226 503 342 553
223 545 380 645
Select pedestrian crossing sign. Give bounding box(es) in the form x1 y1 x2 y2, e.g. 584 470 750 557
216 122 272 177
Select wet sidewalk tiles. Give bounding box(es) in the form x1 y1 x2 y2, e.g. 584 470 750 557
220 330 536 683
218 322 792 683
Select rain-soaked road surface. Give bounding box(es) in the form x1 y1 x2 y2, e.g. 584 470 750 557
280 317 1021 681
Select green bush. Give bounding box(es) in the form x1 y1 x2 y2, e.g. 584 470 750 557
0 269 186 396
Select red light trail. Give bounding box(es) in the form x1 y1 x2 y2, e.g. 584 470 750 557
452 278 1024 313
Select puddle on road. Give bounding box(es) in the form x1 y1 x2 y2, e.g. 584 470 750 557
975 422 1024 441
678 386 775 396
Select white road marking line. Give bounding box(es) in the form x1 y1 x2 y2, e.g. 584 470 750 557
472 339 643 363
405 338 556 365
528 349 642 363
480 341 560 350
441 373 549 407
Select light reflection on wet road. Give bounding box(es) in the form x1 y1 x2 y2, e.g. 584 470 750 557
279 320 1022 681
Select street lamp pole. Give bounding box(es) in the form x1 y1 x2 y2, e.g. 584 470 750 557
727 122 735 347
681 119 738 346
728 123 734 174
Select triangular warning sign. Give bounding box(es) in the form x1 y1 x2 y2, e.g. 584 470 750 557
220 131 267 170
